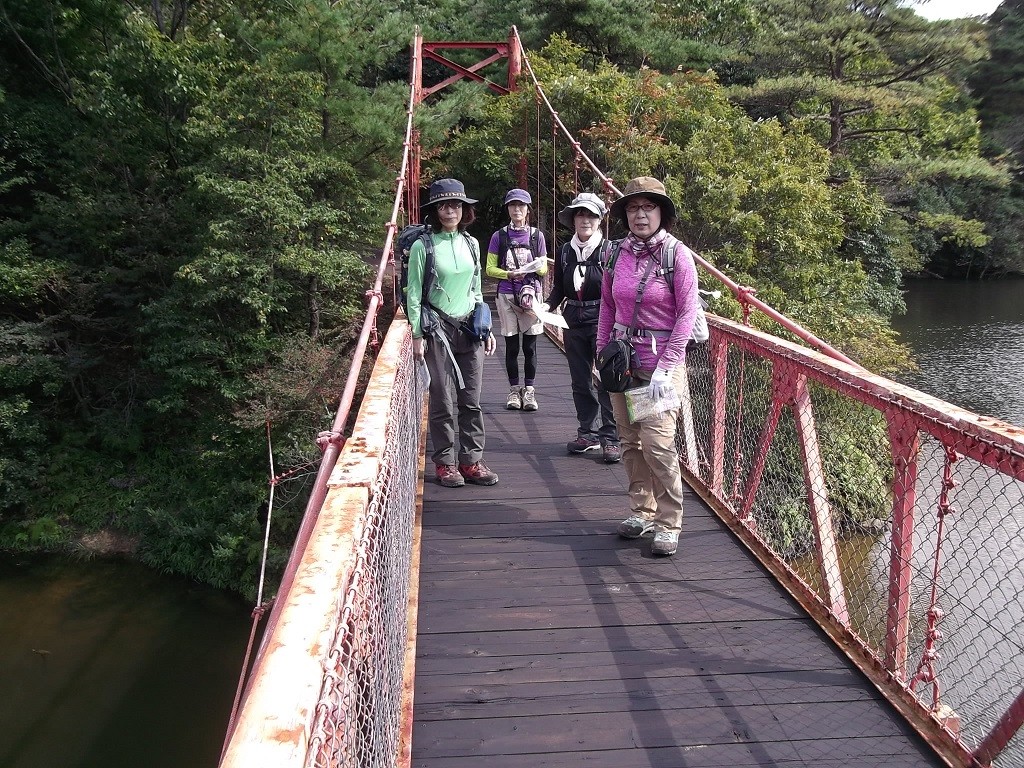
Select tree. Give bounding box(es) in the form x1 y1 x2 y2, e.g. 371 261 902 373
968 0 1024 276
440 37 909 371
528 0 755 72
729 0 1003 278
0 0 409 594
972 0 1024 159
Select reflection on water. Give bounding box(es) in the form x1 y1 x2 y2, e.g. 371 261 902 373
0 556 252 768
892 279 1024 427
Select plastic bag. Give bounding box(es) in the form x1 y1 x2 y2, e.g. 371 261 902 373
624 385 680 424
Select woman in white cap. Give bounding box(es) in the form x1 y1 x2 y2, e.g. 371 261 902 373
540 192 621 463
485 188 548 412
407 178 499 488
597 176 700 556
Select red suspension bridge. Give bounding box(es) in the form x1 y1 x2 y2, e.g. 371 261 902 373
218 28 1024 768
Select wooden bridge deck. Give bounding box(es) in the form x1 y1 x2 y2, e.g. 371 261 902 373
411 332 941 767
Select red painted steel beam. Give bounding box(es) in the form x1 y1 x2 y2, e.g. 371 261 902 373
712 317 1024 482
973 688 1024 766
421 49 510 96
884 412 921 680
784 366 850 624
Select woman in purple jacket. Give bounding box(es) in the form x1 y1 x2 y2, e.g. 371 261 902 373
596 177 700 556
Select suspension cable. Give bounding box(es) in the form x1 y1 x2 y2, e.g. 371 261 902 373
508 26 860 368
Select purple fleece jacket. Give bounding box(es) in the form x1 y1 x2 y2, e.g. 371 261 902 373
596 231 699 372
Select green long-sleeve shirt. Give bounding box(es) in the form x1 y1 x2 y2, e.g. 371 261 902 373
406 230 482 339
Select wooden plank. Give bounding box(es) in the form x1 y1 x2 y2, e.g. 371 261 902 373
414 617 823 658
414 738 936 768
412 331 941 768
411 702 916 757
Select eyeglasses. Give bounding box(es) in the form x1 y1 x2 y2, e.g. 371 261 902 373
437 201 463 210
625 203 658 214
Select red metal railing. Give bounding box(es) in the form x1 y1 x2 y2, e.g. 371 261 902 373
680 317 1024 767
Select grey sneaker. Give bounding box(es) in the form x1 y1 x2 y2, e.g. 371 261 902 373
618 514 655 539
602 443 622 463
506 386 522 410
651 530 679 556
522 386 538 411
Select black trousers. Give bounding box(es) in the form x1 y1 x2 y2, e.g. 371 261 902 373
564 324 618 444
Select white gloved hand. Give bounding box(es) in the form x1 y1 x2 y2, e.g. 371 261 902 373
648 367 674 402
536 303 550 315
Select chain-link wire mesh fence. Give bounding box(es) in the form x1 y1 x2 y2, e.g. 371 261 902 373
306 330 423 768
682 316 1024 767
220 322 424 768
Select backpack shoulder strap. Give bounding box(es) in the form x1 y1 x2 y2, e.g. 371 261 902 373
591 238 611 265
420 230 436 298
604 239 625 288
461 231 480 280
662 239 676 296
497 226 510 269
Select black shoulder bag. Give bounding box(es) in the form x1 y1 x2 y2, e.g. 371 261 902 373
596 253 659 393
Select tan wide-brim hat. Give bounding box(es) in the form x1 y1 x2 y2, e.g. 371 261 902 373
609 176 676 222
557 192 607 228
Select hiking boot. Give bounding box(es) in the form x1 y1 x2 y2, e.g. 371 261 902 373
618 514 655 539
435 464 465 488
602 443 622 463
459 461 499 486
522 386 538 411
567 435 600 454
506 386 522 410
651 530 679 556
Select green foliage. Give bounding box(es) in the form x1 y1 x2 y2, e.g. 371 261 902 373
972 0 1024 160
970 0 1024 276
730 0 1007 277
0 0 406 594
441 38 910 368
527 0 755 72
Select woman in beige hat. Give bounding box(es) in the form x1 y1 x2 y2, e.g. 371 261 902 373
408 178 499 488
539 192 621 463
596 176 701 556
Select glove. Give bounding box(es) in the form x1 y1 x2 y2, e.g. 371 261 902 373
648 367 674 402
536 303 550 315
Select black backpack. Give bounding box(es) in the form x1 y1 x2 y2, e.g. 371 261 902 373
604 238 676 294
397 223 435 317
604 237 710 343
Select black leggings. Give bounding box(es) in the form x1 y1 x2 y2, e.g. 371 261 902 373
505 333 538 385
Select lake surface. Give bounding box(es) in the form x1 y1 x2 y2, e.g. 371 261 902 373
891 278 1024 427
0 555 252 768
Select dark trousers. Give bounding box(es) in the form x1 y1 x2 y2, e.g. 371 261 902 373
424 317 485 467
565 324 618 445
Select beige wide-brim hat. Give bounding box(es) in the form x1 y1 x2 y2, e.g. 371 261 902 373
557 192 607 228
609 176 676 222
